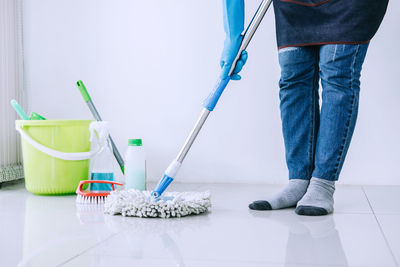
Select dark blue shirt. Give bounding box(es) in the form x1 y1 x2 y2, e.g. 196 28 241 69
273 0 389 48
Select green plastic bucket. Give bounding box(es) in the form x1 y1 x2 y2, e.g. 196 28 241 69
16 120 94 195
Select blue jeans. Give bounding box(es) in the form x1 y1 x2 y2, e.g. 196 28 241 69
278 44 369 181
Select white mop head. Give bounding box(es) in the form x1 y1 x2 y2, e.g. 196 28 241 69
104 189 211 218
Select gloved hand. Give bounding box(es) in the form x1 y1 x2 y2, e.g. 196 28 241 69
220 0 247 80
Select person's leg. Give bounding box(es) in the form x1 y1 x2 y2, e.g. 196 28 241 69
250 46 320 210
296 43 369 216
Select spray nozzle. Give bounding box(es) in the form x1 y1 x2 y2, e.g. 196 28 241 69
89 121 110 146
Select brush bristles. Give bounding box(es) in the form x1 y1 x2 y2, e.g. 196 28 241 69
76 195 107 204
104 190 211 218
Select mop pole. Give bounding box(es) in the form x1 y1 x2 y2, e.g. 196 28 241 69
77 80 125 174
151 0 273 198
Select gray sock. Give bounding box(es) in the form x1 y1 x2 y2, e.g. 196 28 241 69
249 179 309 210
296 177 335 216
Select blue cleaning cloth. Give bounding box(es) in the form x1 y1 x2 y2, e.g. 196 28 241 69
220 0 247 80
90 172 114 191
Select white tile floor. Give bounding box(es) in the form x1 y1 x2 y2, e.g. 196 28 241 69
1 181 399 267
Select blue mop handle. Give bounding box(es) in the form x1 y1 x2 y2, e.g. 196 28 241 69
151 77 230 199
151 174 174 199
151 0 273 200
202 77 231 111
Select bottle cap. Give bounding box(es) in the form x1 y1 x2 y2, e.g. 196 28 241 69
128 139 142 146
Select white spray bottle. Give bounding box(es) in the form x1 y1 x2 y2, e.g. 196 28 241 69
89 121 115 191
125 139 146 190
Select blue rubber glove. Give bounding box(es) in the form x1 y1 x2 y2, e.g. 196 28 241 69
220 0 247 80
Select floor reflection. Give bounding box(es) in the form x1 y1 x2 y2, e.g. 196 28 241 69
249 210 349 266
0 184 26 267
107 218 187 267
19 195 115 267
75 202 211 266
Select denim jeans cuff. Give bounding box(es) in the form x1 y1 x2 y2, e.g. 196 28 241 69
289 171 311 180
311 171 338 181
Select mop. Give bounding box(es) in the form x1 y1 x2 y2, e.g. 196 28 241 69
105 190 211 218
105 0 272 218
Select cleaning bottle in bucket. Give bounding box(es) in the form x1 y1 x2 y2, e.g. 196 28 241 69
125 139 146 190
89 122 115 191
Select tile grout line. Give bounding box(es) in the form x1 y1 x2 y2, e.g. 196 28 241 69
56 232 120 267
362 186 399 267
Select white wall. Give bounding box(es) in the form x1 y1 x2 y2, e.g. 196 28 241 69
22 0 400 185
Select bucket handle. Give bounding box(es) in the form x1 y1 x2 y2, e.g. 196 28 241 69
16 124 98 161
